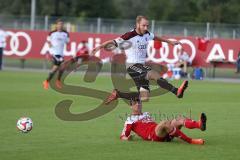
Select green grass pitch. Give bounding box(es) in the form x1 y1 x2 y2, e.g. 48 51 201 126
0 70 239 160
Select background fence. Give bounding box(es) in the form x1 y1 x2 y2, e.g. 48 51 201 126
1 15 240 39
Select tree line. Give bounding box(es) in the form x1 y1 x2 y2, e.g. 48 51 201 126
0 0 239 24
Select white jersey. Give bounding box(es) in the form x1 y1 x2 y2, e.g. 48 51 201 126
47 30 69 56
179 52 192 64
124 112 153 125
114 29 154 64
0 29 8 48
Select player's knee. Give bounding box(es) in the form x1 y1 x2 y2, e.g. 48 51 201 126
164 121 173 132
163 121 171 128
52 66 59 72
50 69 57 74
166 121 172 126
160 121 170 128
170 119 179 127
171 119 183 129
157 121 167 131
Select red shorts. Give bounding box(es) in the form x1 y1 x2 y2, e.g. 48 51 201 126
150 127 173 142
150 129 165 142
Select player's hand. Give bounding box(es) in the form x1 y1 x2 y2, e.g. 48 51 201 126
120 135 133 141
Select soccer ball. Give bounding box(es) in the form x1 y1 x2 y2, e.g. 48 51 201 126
16 117 33 133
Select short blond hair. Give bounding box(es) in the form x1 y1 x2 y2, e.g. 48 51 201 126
136 15 148 24
56 19 63 24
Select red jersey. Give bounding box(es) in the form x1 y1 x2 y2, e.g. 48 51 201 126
120 112 163 141
76 46 89 57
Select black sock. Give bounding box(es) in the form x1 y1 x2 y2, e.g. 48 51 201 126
157 78 178 95
57 70 64 81
116 90 140 100
47 71 57 81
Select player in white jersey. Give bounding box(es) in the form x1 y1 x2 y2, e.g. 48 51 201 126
43 19 69 90
0 26 8 70
91 15 188 104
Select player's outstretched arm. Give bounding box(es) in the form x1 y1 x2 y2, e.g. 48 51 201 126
120 124 133 141
91 40 116 56
120 135 133 141
154 36 182 46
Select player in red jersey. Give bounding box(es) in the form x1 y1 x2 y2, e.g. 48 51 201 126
55 40 92 88
120 98 207 145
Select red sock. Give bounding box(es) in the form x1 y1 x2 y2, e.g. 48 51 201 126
169 127 192 143
184 118 200 129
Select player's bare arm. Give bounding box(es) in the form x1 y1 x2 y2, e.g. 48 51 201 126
154 36 182 46
91 40 116 55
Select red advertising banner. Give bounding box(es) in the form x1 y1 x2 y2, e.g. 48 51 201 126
3 29 240 67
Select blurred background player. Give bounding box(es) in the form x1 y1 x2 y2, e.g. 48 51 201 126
43 19 69 89
91 15 188 104
55 40 90 88
120 98 207 145
235 51 240 73
0 25 8 70
75 40 89 58
175 50 192 77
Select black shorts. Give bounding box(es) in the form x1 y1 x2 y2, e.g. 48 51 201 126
52 55 64 66
127 63 151 91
